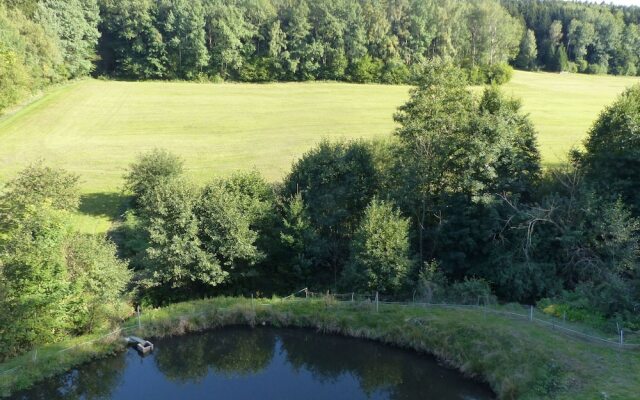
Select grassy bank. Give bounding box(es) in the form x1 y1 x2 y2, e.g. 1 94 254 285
2 296 639 399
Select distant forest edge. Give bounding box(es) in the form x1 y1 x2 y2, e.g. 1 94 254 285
2 0 640 113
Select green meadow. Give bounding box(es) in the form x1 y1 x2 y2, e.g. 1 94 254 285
0 70 637 232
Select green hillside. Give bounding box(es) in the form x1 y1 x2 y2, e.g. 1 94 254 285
0 71 637 232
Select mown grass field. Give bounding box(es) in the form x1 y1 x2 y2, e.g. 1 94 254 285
0 71 637 232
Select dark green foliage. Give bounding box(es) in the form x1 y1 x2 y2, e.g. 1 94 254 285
579 85 640 216
95 0 525 84
282 139 380 288
123 148 184 204
96 0 168 79
5 0 640 114
0 162 80 215
0 205 71 359
391 62 540 270
64 234 131 333
501 0 639 75
0 165 131 360
156 0 209 79
515 29 538 70
342 199 412 293
141 177 223 290
124 152 277 298
274 193 322 290
36 0 100 78
0 3 66 113
197 171 273 287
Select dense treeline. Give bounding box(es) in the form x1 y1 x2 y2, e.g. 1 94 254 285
3 0 640 114
96 0 522 84
109 61 639 330
94 0 640 80
503 0 640 75
95 0 640 82
0 0 99 112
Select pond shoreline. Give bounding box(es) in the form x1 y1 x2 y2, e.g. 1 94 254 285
0 296 634 399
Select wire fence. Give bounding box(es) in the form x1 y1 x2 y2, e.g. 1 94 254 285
1 291 638 383
293 288 640 349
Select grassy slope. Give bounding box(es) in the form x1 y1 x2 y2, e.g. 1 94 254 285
503 71 639 164
1 297 638 399
0 71 637 232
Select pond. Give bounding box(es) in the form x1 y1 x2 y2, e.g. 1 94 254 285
10 327 494 400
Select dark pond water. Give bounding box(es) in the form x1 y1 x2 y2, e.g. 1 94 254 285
11 327 494 400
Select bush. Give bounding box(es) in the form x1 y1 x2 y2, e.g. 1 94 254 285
123 148 184 204
485 63 513 84
65 234 132 333
466 63 513 85
238 57 273 82
587 63 608 75
381 58 410 84
341 199 412 294
576 59 589 73
467 65 486 85
349 55 383 83
448 277 495 305
415 261 447 302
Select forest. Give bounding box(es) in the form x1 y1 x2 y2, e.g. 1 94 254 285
2 0 640 113
1 59 639 362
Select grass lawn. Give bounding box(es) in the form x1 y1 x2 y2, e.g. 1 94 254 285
0 71 637 232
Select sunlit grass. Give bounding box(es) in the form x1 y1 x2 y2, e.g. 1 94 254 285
0 71 637 233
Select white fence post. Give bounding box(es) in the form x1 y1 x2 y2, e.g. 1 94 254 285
620 330 624 346
137 305 141 330
351 292 354 303
529 305 534 322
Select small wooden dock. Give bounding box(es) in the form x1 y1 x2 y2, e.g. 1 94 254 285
126 336 154 355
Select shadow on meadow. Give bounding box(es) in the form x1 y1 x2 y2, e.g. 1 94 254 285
78 192 130 220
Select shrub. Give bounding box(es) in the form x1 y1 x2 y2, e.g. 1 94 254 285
587 63 608 75
448 277 495 305
123 148 184 204
381 58 410 84
238 57 273 82
342 199 412 294
485 63 513 84
349 55 383 83
466 64 513 85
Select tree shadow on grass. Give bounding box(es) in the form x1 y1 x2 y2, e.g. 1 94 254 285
78 192 131 220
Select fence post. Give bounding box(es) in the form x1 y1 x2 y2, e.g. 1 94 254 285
305 288 308 299
351 292 354 303
375 291 379 313
529 305 534 322
32 348 37 363
137 305 141 330
620 329 624 346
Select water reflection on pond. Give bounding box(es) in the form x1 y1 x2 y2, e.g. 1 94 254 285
11 327 494 399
